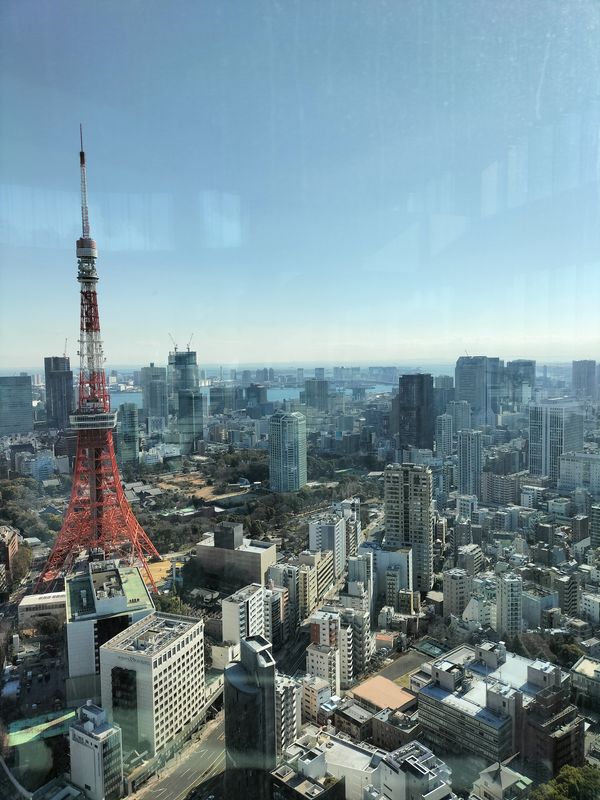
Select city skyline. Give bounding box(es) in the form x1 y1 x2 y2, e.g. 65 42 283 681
2 2 600 367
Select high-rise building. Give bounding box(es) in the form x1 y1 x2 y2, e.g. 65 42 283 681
69 701 123 800
443 568 473 619
308 515 346 579
591 505 600 550
314 368 325 380
44 356 74 429
435 413 453 458
0 375 34 435
268 410 307 492
274 673 301 758
168 349 198 414
572 360 597 399
224 636 276 800
496 572 523 639
304 378 329 411
529 400 584 484
505 359 536 405
458 429 483 497
384 463 434 591
222 583 265 645
177 388 204 454
455 356 503 425
306 642 341 696
446 399 471 434
116 403 139 467
100 612 205 757
140 363 168 424
395 373 434 451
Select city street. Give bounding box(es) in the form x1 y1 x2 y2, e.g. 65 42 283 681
135 714 225 800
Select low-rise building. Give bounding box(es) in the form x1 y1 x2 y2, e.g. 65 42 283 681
572 655 600 709
371 707 422 752
469 762 532 800
69 702 123 800
18 591 66 628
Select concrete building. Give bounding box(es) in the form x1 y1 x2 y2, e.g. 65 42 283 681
269 410 307 492
0 375 34 435
358 541 413 600
572 655 600 709
308 515 346 579
443 569 472 619
69 702 123 800
446 400 471 435
99 612 205 758
306 643 341 696
275 673 301 758
222 583 265 644
177 389 204 455
559 452 600 496
572 359 597 399
529 400 584 484
18 591 66 628
384 463 433 592
224 636 276 800
522 587 559 629
378 741 456 800
469 762 532 800
167 349 198 415
140 363 168 424
116 403 139 467
66 561 154 680
505 359 536 406
304 378 330 412
194 522 277 588
435 414 453 458
301 674 332 723
455 356 503 426
496 572 522 639
458 430 483 498
44 356 74 430
395 373 434 451
0 525 19 579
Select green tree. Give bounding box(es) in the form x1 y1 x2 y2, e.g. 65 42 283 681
11 546 32 584
530 764 600 800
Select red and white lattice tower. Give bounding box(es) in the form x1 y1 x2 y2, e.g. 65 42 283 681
36 129 160 592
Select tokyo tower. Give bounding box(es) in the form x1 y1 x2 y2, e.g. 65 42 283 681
35 129 161 592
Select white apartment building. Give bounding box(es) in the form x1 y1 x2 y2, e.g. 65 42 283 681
221 583 265 644
268 410 307 492
300 674 331 722
358 541 413 599
457 430 483 498
69 702 123 800
306 643 341 696
435 413 453 458
496 572 523 639
580 592 600 625
559 452 600 496
275 673 301 757
529 400 584 484
100 612 205 757
384 463 433 591
309 609 354 689
377 740 456 800
443 568 472 619
308 515 347 579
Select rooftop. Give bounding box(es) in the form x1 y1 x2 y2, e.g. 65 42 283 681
197 532 275 554
19 591 66 608
100 612 201 656
572 656 600 679
350 675 416 712
66 561 153 620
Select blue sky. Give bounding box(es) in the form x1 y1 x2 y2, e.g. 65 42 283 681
1 0 600 369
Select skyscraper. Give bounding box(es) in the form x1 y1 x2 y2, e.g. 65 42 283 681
446 399 471 434
435 413 453 458
304 377 330 411
116 403 139 467
177 388 204 454
396 373 434 451
455 356 503 425
268 410 307 492
0 375 34 435
529 400 584 483
496 572 523 639
384 463 434 591
505 359 536 405
44 356 74 429
167 349 198 413
458 429 483 497
140 362 168 423
308 515 347 579
224 635 276 799
572 360 597 399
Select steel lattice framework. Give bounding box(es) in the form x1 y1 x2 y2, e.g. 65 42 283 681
35 129 160 592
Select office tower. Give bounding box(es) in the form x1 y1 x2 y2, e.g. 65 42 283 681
36 137 160 592
308 515 346 579
177 388 204 454
140 363 168 423
275 674 301 758
592 505 600 550
116 403 139 467
529 400 584 483
572 360 597 399
0 375 34 435
446 399 471 434
167 349 198 413
44 356 74 429
505 359 536 405
435 413 453 458
246 383 268 408
268 410 307 492
314 367 325 380
384 463 434 591
443 568 473 618
224 636 276 800
222 583 265 645
100 612 205 757
394 373 434 451
496 572 523 639
296 368 304 384
66 561 154 681
304 377 330 411
69 702 123 800
455 356 503 425
458 430 483 497
435 375 454 389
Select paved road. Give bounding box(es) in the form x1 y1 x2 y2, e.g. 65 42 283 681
136 715 225 800
376 649 429 682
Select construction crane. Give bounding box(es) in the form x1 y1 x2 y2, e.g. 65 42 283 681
186 333 194 351
168 333 178 353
